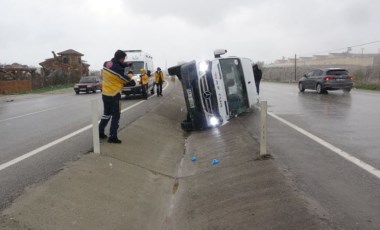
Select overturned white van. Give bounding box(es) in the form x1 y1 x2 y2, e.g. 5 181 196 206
168 49 257 131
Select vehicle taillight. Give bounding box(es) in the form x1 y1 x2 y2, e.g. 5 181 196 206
324 76 334 81
347 76 353 80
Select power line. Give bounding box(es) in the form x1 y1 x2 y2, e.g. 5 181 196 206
299 40 380 56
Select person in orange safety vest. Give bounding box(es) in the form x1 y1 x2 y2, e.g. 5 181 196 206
140 68 149 99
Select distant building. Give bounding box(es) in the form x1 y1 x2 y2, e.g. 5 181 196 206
0 63 36 79
0 63 36 93
0 49 92 94
39 49 90 77
268 53 380 67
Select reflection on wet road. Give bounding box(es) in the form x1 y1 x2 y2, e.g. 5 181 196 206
257 82 380 229
260 82 380 169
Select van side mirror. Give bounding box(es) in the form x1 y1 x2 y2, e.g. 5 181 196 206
214 49 227 58
304 74 308 78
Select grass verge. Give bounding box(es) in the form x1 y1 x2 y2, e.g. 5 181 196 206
354 82 380 91
23 84 73 94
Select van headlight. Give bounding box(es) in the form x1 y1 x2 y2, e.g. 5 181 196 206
209 116 219 126
199 62 209 74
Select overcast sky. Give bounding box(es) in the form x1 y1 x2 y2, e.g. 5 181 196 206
1 0 380 71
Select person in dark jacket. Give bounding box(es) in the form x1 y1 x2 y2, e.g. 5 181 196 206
252 64 262 96
99 50 135 144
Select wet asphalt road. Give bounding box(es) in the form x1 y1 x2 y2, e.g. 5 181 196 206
260 82 380 171
1 81 379 229
256 82 380 229
0 88 164 210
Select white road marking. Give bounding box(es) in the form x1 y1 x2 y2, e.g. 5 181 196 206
0 107 63 123
0 81 171 172
0 100 94 123
268 111 380 179
0 125 91 171
0 102 135 172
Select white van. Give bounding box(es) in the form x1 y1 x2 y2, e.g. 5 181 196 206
168 49 257 131
122 50 155 97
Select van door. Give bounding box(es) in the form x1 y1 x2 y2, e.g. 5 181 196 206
240 58 257 106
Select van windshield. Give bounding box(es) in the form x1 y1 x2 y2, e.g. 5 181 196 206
125 61 144 74
219 58 249 116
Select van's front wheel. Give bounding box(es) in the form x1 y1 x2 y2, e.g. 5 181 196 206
181 120 193 131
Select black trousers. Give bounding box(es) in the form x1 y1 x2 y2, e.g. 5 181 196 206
255 81 260 94
156 82 163 96
142 84 148 99
98 93 121 139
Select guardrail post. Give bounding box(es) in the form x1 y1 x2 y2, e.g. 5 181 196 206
260 101 268 157
91 99 100 154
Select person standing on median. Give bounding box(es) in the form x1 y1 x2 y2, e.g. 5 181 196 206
99 50 135 144
154 67 164 97
252 64 262 99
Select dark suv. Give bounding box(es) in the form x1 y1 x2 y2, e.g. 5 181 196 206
298 68 353 94
74 76 102 94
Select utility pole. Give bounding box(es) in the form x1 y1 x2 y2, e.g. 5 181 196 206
294 54 297 82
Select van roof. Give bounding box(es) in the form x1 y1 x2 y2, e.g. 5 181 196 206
123 50 142 53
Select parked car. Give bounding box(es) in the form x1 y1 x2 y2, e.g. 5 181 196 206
298 68 353 94
74 76 102 94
